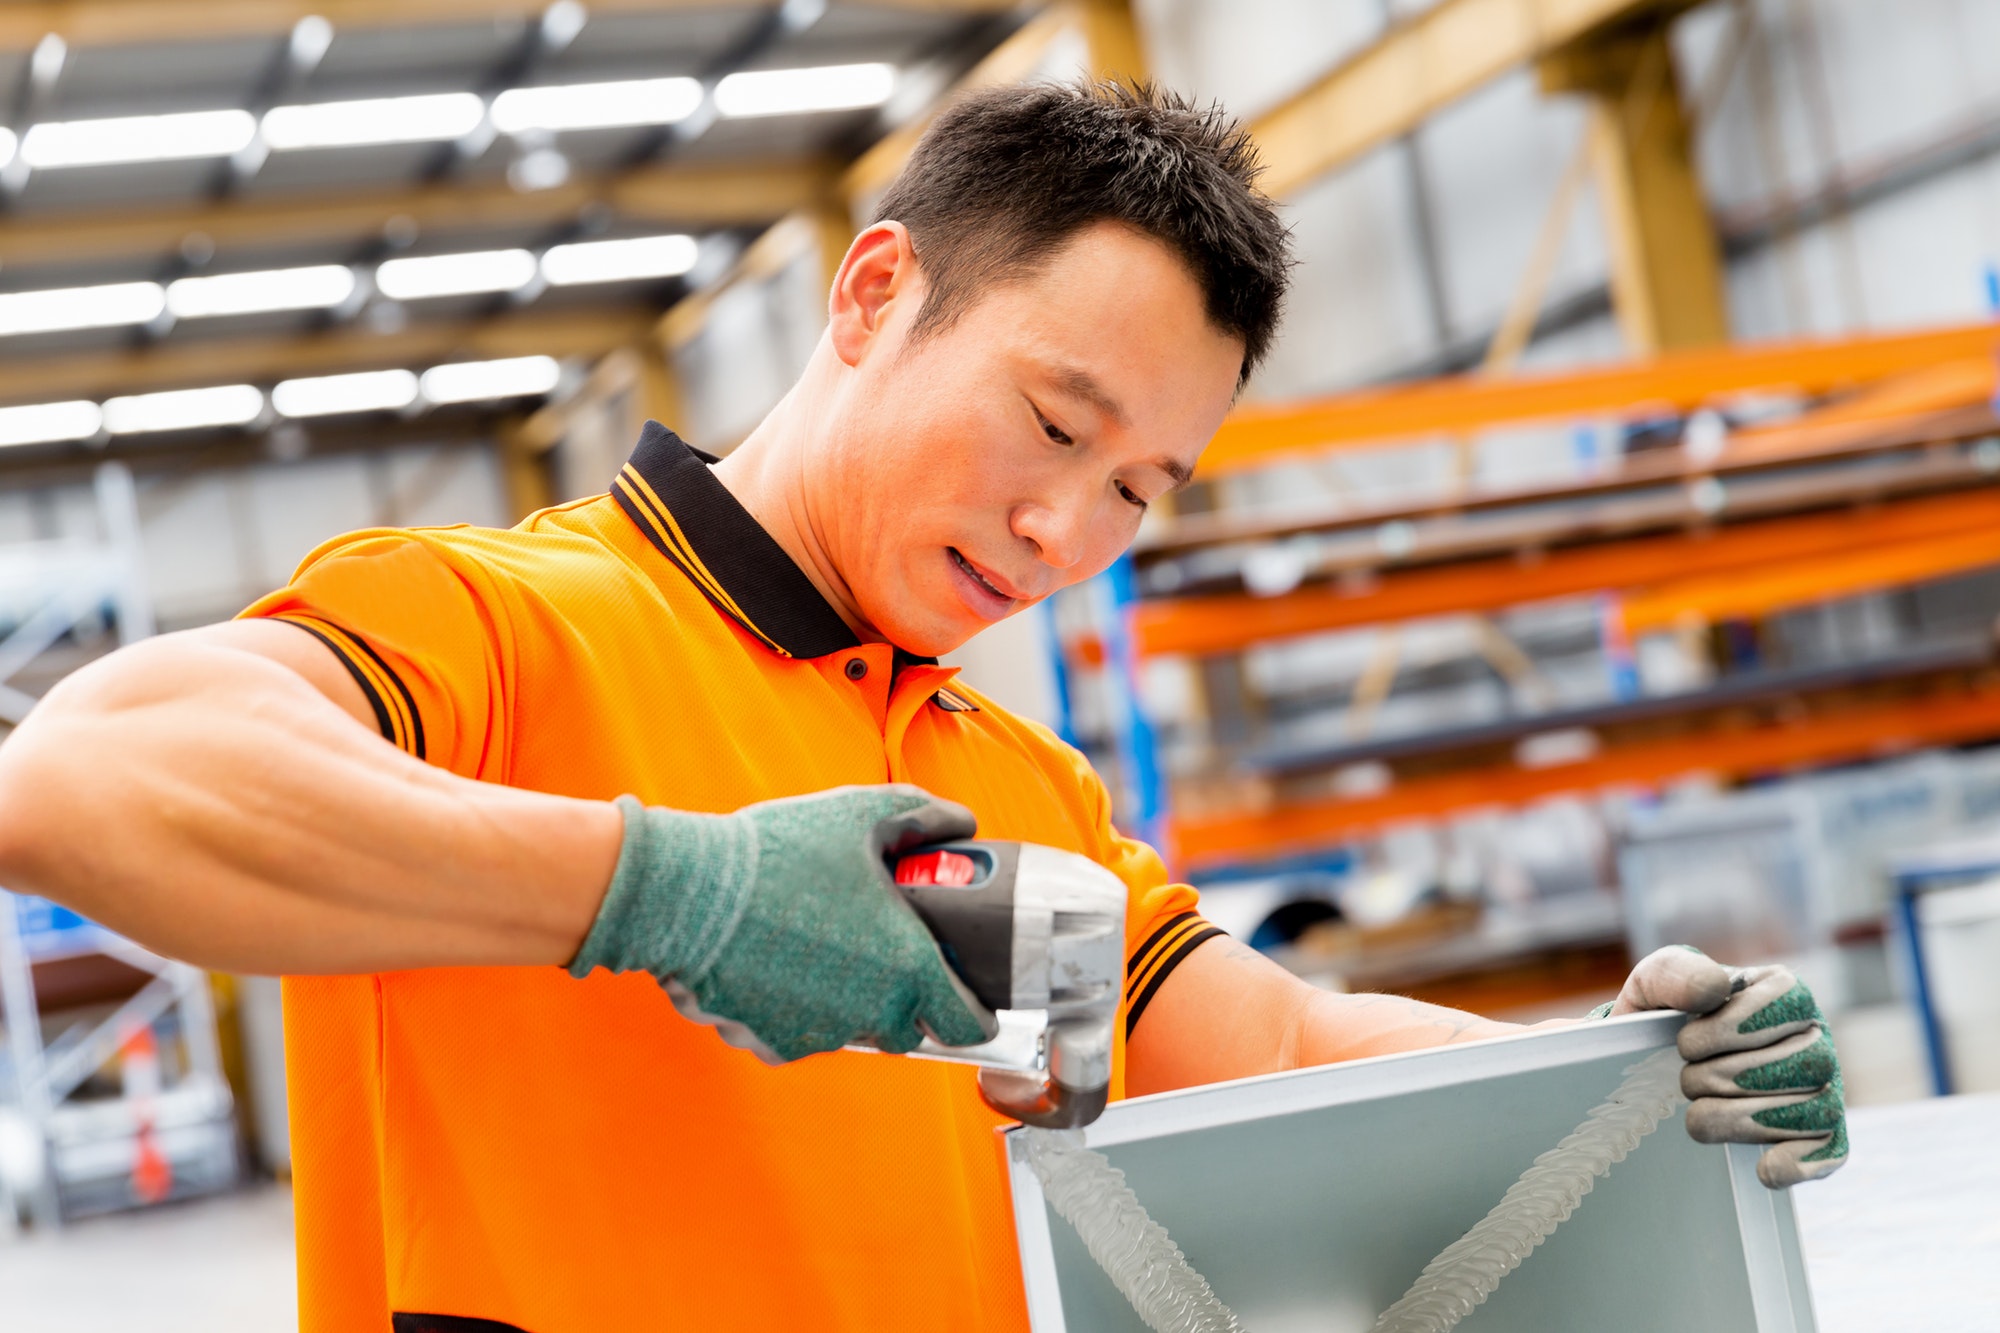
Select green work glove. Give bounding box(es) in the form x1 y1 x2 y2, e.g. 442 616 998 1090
569 785 997 1063
1593 946 1848 1189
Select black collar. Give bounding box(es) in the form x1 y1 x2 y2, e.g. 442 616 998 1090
612 421 934 667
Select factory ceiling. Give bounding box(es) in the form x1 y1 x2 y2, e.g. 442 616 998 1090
0 0 1022 463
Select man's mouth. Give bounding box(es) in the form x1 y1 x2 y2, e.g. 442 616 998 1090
949 547 1018 608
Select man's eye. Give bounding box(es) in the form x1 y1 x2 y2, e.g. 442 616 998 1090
1116 482 1147 509
1034 407 1073 446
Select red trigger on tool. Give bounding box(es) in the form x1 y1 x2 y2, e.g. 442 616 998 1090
895 849 978 887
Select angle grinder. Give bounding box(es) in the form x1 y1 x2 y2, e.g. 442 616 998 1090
662 838 1127 1129
888 840 1127 1129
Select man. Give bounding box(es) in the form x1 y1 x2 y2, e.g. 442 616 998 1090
0 83 1843 1330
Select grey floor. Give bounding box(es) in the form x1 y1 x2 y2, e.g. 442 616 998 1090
0 1182 295 1333
1792 1092 2000 1333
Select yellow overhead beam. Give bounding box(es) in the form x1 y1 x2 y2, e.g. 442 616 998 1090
675 0 1142 335
1247 0 1691 198
511 344 686 512
840 5 1078 215
657 207 844 350
0 0 1013 51
0 160 833 272
0 306 657 405
1072 0 1145 84
1541 21 1728 352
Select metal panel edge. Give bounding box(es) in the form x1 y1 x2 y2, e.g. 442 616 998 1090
1078 1011 1683 1148
1725 1142 1819 1331
1000 1015 1818 1331
1006 1133 1069 1333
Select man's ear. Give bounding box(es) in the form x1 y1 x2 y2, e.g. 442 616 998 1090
828 221 918 368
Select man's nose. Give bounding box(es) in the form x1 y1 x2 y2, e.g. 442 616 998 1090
1011 495 1092 571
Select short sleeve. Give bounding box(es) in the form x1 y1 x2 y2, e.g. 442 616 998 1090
240 532 509 780
1067 750 1225 1044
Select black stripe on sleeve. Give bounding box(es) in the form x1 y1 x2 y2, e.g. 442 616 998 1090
340 627 427 761
283 619 397 748
392 1315 532 1333
1125 926 1225 1041
1125 911 1198 991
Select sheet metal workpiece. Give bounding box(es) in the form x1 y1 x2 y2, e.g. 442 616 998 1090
1005 1012 1817 1333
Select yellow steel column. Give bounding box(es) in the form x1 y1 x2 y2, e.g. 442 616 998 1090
1541 20 1729 354
504 342 690 516
1073 0 1147 86
626 341 686 430
810 199 859 288
498 416 557 522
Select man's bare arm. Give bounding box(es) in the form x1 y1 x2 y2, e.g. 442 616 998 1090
0 621 620 974
1125 933 1539 1096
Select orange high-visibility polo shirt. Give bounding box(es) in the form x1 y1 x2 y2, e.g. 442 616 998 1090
241 422 1222 1332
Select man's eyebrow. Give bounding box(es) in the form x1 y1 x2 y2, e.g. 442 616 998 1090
1040 361 1188 489
1048 363 1129 428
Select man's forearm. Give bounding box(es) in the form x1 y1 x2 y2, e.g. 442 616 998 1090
0 630 620 975
1290 987 1529 1065
1126 933 1550 1096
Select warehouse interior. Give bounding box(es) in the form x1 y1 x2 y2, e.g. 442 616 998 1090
0 0 1995 1326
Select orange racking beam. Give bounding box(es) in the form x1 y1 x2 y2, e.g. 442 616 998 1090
1174 673 2000 871
1622 529 2000 634
1200 320 2000 477
1134 483 2000 658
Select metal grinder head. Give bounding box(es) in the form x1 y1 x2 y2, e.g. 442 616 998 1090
892 841 1127 1129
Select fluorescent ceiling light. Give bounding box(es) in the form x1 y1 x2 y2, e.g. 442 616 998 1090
541 234 699 286
288 14 334 70
490 77 702 134
713 63 895 119
102 384 263 435
0 400 102 448
508 146 570 192
262 92 485 150
273 369 419 418
0 127 15 169
20 109 257 169
0 281 165 337
421 356 561 405
539 0 588 49
376 249 536 301
166 265 356 319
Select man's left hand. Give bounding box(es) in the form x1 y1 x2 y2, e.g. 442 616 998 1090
1601 946 1849 1189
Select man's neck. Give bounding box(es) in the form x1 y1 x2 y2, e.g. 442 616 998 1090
709 367 881 643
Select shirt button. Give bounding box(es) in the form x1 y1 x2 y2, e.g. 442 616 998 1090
844 657 869 681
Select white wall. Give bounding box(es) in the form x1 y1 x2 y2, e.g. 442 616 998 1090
941 601 1063 727
673 246 827 451
1688 0 2000 340
1136 0 1381 122
7 442 511 632
1139 0 2000 398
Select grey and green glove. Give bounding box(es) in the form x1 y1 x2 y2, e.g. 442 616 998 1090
569 785 997 1063
1594 946 1848 1189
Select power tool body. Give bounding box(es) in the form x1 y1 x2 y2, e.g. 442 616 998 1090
663 838 1127 1128
889 840 1127 1129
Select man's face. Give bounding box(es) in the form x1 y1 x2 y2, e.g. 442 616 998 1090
810 221 1245 657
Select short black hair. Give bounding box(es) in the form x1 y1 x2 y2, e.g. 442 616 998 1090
873 80 1291 389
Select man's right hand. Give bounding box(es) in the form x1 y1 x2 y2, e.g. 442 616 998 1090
569 785 997 1063
1602 946 1849 1188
